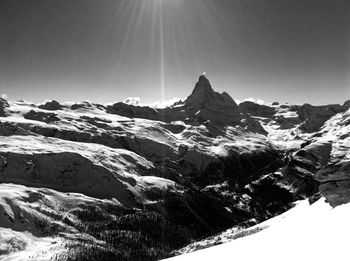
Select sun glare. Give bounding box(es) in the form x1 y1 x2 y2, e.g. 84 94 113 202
158 0 165 104
110 0 221 102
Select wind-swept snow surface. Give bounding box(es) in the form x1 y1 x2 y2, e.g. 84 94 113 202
166 198 350 261
0 228 65 261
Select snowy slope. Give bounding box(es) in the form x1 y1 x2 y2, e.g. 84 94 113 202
0 183 92 260
166 198 350 261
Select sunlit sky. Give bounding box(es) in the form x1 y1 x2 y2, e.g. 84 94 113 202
0 0 349 105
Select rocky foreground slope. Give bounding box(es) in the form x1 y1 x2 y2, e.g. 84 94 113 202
0 76 349 260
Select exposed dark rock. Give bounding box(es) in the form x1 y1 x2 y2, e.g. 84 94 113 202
0 121 31 136
342 100 350 110
239 101 276 118
162 123 186 134
38 100 63 111
178 144 189 158
280 104 292 109
180 75 241 125
71 101 106 111
239 117 268 135
107 102 160 120
274 115 300 129
0 155 7 169
0 98 9 117
297 103 343 132
278 141 332 198
24 110 60 123
316 161 350 207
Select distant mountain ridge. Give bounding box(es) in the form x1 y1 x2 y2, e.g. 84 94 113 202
106 75 243 126
0 75 349 260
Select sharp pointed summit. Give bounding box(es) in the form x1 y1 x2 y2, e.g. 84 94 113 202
193 74 214 93
186 75 213 100
185 75 238 109
107 74 245 127
180 75 240 125
106 74 264 132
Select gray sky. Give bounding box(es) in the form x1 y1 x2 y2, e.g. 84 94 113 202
0 0 349 105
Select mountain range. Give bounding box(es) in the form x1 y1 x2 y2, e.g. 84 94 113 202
0 75 349 260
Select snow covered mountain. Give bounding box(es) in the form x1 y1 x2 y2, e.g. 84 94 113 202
0 75 349 260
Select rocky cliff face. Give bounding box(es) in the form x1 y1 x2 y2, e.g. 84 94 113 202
181 75 241 125
0 97 9 117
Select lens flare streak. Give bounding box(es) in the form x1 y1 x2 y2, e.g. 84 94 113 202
159 0 165 103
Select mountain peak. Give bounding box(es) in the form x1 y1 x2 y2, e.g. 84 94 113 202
185 75 215 107
185 75 238 109
179 75 241 125
198 74 210 84
193 75 214 95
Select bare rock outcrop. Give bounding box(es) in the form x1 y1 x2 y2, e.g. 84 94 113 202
181 75 241 125
280 141 332 197
38 100 63 111
24 110 60 123
0 98 9 117
316 161 350 207
107 102 160 120
297 103 343 132
71 101 106 111
342 100 350 110
239 101 276 118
